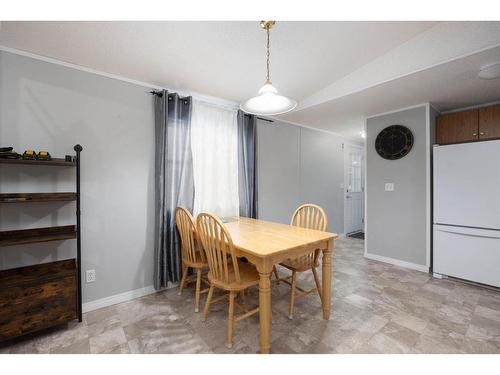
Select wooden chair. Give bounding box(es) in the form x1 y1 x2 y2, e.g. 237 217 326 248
175 206 210 313
196 212 259 349
274 204 328 319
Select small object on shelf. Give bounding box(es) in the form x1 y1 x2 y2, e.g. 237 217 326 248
65 155 72 162
37 150 52 161
22 149 37 160
0 146 20 159
0 152 21 159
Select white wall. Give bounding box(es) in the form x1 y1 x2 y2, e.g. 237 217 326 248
0 51 155 304
365 104 432 271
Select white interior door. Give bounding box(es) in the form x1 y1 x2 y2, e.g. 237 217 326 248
344 144 364 235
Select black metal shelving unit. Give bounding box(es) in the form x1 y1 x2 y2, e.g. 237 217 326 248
0 144 84 341
74 144 83 322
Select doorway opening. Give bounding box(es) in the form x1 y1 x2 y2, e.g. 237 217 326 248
344 143 365 238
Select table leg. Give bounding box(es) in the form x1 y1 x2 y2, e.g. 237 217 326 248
322 239 333 320
258 270 272 354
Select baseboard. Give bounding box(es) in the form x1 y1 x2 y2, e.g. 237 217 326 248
364 252 429 273
82 285 157 313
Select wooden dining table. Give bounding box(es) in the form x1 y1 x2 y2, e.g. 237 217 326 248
223 217 338 354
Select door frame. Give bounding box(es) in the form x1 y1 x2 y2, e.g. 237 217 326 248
343 142 365 236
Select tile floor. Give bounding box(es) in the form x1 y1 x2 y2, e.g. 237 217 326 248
1 237 499 354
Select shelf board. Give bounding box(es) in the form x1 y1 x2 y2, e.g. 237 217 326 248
0 225 76 247
0 192 77 203
0 158 75 167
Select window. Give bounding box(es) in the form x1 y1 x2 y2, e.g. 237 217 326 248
190 100 239 217
347 152 362 193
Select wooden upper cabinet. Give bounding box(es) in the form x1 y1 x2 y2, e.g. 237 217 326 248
479 104 500 140
436 109 479 144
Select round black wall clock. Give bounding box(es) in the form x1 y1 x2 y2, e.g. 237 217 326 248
375 125 414 160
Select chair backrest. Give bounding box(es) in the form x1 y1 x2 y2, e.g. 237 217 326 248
196 212 240 285
290 204 328 267
175 206 205 264
291 204 328 231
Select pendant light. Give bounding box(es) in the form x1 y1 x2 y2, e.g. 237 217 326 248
240 21 297 116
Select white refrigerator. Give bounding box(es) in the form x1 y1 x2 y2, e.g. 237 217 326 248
433 139 500 288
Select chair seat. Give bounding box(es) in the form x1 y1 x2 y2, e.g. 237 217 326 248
208 260 260 291
280 254 317 272
184 251 208 269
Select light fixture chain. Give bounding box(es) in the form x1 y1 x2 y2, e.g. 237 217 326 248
240 21 296 115
266 26 270 82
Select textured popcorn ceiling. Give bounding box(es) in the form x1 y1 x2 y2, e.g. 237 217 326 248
2 21 500 140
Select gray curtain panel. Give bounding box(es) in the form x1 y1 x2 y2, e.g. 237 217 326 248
237 110 258 218
154 90 194 289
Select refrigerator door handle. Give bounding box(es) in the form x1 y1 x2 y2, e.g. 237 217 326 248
435 225 500 239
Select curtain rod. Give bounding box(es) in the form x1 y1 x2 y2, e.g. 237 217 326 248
150 90 238 110
149 90 192 99
150 90 273 123
255 116 274 123
244 113 274 123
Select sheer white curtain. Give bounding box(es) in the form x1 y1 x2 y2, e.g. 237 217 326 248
191 100 239 217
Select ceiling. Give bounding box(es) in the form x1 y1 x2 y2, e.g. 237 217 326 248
1 21 500 141
282 45 500 139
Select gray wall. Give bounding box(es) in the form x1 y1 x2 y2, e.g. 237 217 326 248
256 120 300 224
366 105 429 267
299 127 345 235
0 51 155 304
0 49 358 308
257 120 346 235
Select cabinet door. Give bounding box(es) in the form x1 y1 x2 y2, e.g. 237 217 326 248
436 109 479 144
479 104 500 140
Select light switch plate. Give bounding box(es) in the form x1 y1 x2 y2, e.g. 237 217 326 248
385 183 395 191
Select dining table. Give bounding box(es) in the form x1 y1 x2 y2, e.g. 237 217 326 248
223 216 338 354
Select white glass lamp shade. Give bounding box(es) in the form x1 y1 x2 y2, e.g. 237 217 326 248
240 82 297 116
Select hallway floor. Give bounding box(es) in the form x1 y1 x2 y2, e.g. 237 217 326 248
1 237 499 354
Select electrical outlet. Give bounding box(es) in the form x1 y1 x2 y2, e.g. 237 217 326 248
86 269 96 283
385 183 395 191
